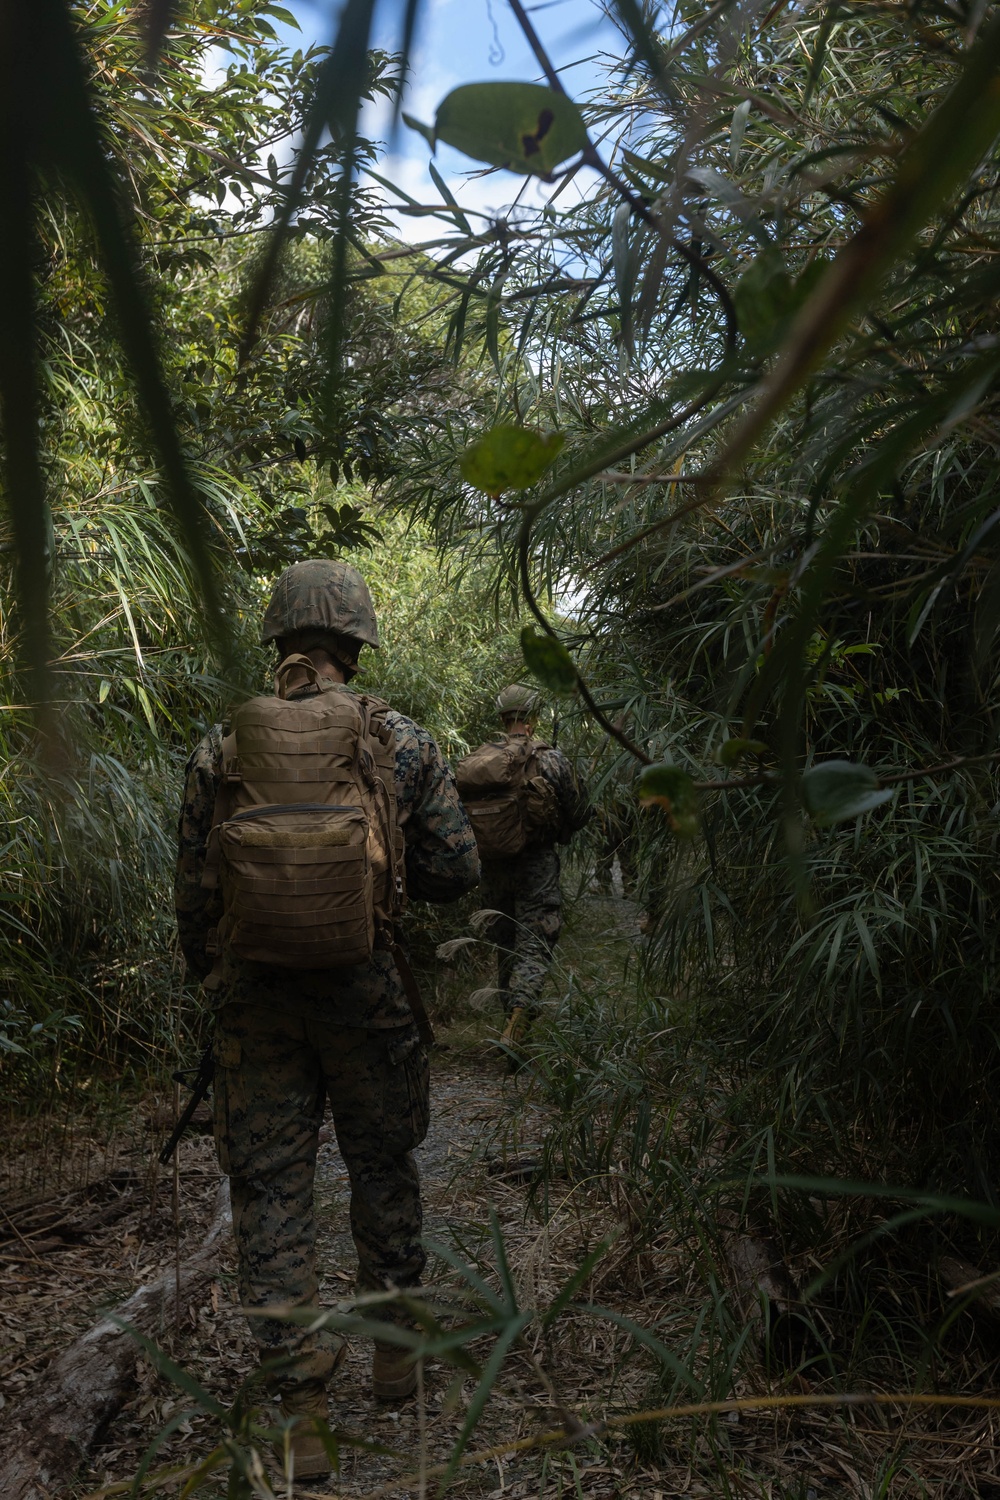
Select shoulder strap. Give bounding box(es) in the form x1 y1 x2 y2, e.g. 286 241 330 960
360 696 406 928
391 941 435 1048
200 728 239 892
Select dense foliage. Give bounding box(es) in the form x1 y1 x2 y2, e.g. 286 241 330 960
6 0 1000 1464
0 2 517 1082
374 0 1000 1211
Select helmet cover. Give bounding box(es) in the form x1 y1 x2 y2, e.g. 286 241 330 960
496 682 542 719
261 559 379 649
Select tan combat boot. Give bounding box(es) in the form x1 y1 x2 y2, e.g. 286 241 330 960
372 1343 418 1401
273 1381 334 1479
500 1005 530 1070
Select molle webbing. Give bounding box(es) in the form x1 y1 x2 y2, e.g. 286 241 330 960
455 734 558 860
204 679 402 971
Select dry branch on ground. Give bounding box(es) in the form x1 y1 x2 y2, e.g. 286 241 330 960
0 1180 231 1500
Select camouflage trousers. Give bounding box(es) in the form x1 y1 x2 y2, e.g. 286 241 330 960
212 1002 429 1392
480 847 562 1019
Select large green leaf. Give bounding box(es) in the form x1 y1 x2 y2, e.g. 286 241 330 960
801 761 893 826
638 763 700 838
520 627 578 695
460 426 564 495
435 83 588 176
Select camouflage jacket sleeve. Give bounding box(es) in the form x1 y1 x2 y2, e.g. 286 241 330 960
174 725 224 982
537 744 592 840
388 711 481 903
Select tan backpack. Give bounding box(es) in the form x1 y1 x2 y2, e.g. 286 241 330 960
202 656 403 969
455 734 560 859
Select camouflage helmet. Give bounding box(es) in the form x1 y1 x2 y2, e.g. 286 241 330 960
496 682 542 719
261 560 379 649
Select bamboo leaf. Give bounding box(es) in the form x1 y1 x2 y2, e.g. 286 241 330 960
439 1311 532 1486
712 8 1000 486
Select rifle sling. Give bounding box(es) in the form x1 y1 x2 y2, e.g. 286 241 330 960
392 942 436 1050
158 1045 214 1166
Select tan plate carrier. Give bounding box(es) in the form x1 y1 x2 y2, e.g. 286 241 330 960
202 657 404 969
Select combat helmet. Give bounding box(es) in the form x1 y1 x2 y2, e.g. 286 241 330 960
261 559 380 650
496 682 542 720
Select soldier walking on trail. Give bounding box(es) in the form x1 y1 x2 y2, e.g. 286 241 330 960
174 560 480 1478
455 684 591 1058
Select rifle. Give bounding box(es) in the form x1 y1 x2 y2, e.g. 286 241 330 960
159 1044 214 1165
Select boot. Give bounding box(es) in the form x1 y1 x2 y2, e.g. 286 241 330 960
500 1005 530 1070
372 1344 418 1402
273 1381 334 1479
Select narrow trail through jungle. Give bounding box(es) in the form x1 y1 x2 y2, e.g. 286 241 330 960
5 883 997 1498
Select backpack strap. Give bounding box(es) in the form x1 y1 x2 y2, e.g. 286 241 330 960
362 697 406 937
274 652 322 699
200 729 239 894
199 727 240 988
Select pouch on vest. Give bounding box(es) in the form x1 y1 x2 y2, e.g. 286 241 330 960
202 656 402 970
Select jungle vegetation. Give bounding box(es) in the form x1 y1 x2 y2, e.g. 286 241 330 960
4 0 1000 1489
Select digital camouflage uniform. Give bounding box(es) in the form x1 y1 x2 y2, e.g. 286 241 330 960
480 740 591 1019
176 705 479 1392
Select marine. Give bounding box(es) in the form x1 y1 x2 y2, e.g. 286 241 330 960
174 559 479 1477
474 684 591 1056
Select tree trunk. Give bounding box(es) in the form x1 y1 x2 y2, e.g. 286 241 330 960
0 1179 231 1500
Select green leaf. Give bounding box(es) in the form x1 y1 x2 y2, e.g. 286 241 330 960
435 83 588 177
520 627 577 696
638 756 701 840
730 99 751 167
621 147 672 186
714 737 767 767
402 111 435 149
114 1321 231 1424
733 247 793 356
541 1234 617 1332
638 764 699 837
578 1302 704 1397
801 761 894 826
429 160 472 234
460 426 564 495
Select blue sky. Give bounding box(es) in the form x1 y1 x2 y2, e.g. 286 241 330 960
279 0 623 235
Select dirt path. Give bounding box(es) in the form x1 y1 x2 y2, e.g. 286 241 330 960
12 889 980 1497
59 1037 642 1500
0 889 651 1499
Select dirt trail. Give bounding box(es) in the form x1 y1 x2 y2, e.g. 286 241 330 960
7 888 989 1496
0 890 653 1499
